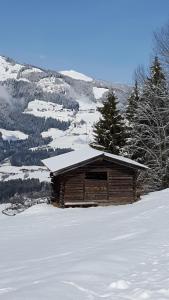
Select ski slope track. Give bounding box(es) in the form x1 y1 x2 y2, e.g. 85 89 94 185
1 189 169 299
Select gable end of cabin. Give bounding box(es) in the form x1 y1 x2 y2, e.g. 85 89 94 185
50 157 139 207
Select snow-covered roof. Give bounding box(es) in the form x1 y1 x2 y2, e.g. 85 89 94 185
42 146 148 174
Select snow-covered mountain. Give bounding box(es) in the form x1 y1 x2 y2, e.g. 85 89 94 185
0 55 129 147
0 55 130 182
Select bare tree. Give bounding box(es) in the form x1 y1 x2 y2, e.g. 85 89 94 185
154 22 169 69
134 64 146 87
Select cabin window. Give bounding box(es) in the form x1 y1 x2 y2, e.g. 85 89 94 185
85 172 107 180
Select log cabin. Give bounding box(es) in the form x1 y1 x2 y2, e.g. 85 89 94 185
42 147 148 208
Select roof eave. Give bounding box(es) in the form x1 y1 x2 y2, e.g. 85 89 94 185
102 154 148 170
51 154 104 176
48 153 148 177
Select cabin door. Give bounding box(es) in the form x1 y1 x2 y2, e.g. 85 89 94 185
84 171 108 202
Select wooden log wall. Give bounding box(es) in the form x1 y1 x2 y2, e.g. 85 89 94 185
53 159 137 206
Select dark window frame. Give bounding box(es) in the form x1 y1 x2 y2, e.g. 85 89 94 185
85 171 107 180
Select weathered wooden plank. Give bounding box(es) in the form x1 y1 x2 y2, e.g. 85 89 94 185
109 191 133 194
64 196 84 201
65 201 96 205
109 186 133 190
85 184 107 189
109 196 134 201
85 195 108 201
64 202 98 208
65 191 84 195
85 194 107 199
109 177 133 180
109 191 133 196
65 182 84 186
65 188 84 192
109 176 133 179
109 182 133 186
85 186 107 191
64 193 84 198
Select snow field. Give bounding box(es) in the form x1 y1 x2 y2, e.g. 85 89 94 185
0 189 169 299
24 98 102 150
24 99 74 122
41 113 97 150
0 129 28 141
0 165 49 182
21 67 43 75
93 87 108 99
37 77 70 93
0 57 23 81
0 57 42 82
59 70 93 82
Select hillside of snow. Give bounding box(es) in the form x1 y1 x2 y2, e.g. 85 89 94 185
0 129 28 141
0 164 49 182
0 189 169 299
0 55 130 182
0 55 129 141
59 70 93 82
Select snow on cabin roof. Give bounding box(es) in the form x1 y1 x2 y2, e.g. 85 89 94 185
42 147 148 174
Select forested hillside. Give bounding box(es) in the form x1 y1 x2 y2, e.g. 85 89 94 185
0 55 129 202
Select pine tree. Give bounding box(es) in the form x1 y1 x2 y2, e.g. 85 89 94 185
126 80 139 124
128 57 169 190
123 80 140 158
92 91 127 155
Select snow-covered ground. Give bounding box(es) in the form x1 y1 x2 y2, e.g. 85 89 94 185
24 98 102 149
0 56 24 81
21 67 43 75
41 127 89 150
1 189 169 299
24 99 74 122
93 87 108 99
37 77 70 93
0 164 49 182
59 70 93 82
40 105 101 150
0 129 28 141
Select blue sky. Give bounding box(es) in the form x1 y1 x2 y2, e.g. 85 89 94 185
0 0 169 83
